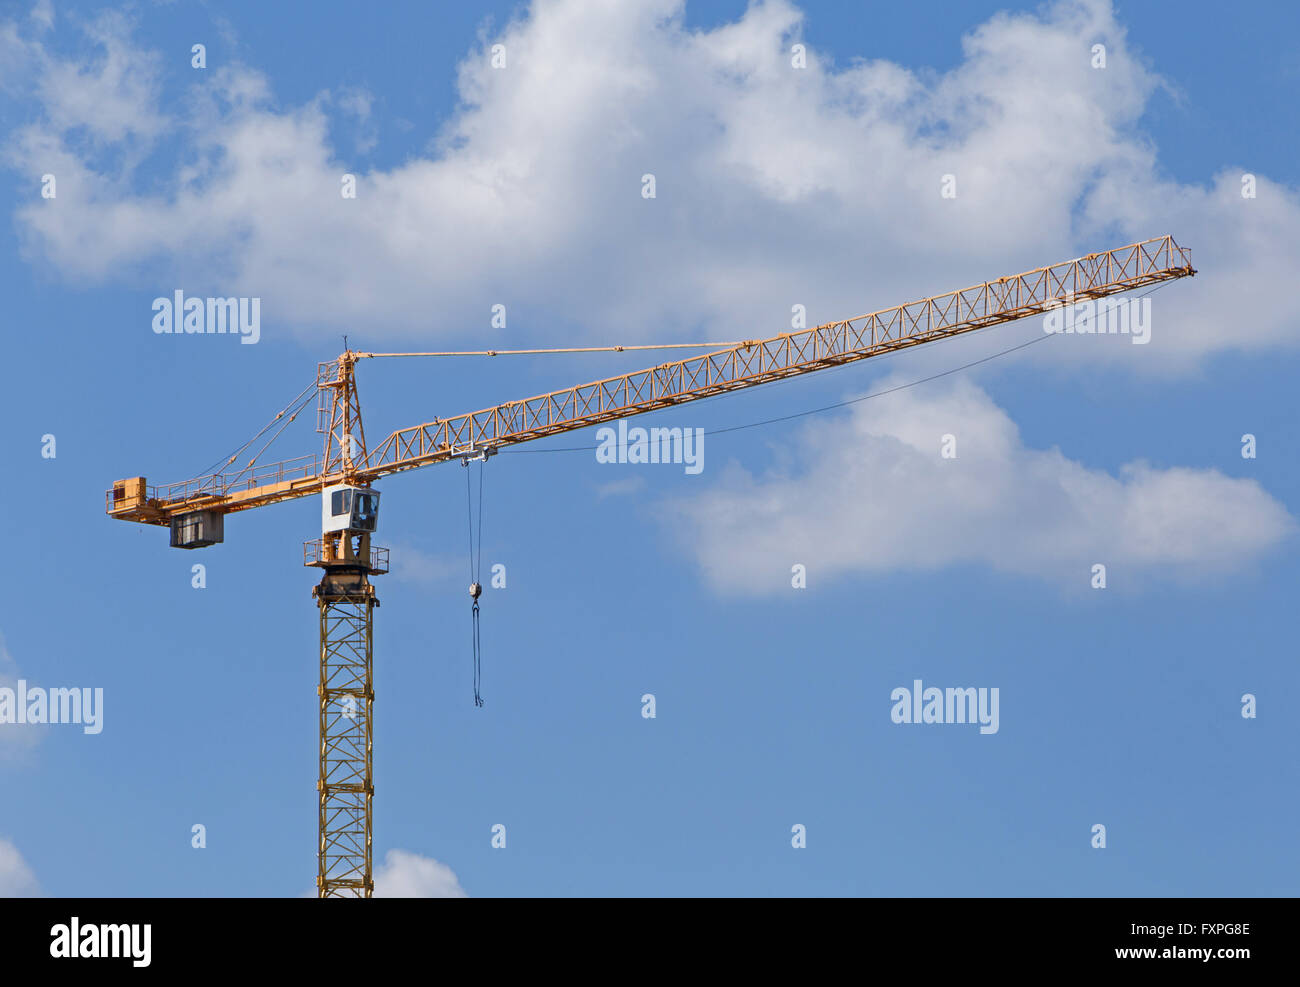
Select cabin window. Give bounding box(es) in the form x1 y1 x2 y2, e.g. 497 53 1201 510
353 493 377 530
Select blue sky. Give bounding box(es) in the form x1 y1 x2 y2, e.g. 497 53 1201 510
1 0 1297 897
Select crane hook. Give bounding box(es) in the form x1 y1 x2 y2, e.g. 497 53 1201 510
466 457 487 708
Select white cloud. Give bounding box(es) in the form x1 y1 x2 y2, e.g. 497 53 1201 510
0 9 164 144
29 0 53 32
388 544 463 588
372 849 466 898
0 0 1294 365
596 475 646 499
660 378 1295 594
0 838 40 896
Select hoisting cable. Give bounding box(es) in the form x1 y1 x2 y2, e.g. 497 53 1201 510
195 376 318 479
465 455 487 707
358 341 754 359
227 386 319 483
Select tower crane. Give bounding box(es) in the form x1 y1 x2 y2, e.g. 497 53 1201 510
106 235 1195 897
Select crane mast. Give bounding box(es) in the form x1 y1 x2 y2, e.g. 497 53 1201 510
306 552 380 896
105 235 1195 897
309 356 383 896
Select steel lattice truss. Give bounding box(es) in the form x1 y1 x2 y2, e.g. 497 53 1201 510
364 235 1193 475
317 597 374 897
